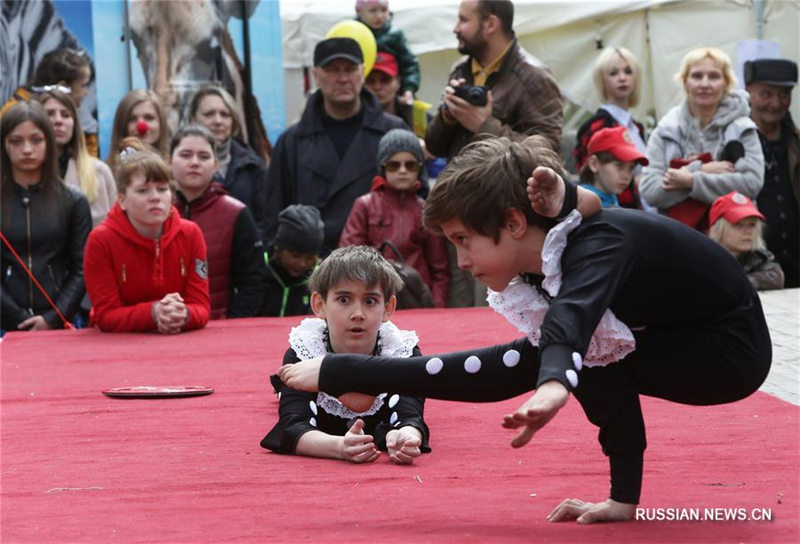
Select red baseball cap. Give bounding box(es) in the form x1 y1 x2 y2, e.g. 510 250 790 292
372 51 399 77
587 126 649 165
710 191 765 226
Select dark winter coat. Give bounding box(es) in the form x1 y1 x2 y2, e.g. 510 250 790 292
265 88 407 252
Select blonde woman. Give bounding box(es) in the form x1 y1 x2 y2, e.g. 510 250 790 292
574 48 644 163
107 89 170 172
640 47 764 230
37 90 116 226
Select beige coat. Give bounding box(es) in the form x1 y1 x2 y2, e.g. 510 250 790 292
63 158 117 227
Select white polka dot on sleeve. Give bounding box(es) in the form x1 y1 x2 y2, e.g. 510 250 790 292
502 349 520 367
426 357 444 375
464 355 481 374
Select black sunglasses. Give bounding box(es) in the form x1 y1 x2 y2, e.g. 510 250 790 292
384 160 421 173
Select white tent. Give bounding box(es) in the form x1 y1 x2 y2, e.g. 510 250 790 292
279 0 800 135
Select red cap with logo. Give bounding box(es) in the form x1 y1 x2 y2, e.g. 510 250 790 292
710 191 765 226
372 51 399 77
587 126 649 165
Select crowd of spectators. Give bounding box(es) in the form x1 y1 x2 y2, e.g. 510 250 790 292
1 0 797 336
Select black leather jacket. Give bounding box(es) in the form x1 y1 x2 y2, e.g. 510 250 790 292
1 182 91 330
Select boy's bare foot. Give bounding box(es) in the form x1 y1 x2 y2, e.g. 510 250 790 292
278 356 323 392
501 380 569 447
527 166 565 218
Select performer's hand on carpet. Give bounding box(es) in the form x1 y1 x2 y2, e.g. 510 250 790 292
501 380 568 447
547 498 637 524
527 166 565 218
387 427 422 465
278 356 323 392
340 419 380 463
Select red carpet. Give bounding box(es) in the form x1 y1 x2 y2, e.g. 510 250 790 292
1 308 797 543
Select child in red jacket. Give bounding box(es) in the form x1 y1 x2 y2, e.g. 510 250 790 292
340 129 449 306
84 138 210 332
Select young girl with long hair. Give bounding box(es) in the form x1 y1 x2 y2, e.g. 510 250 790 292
107 89 170 173
37 89 117 226
1 101 92 332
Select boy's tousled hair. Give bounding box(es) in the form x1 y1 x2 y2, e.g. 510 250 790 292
310 245 403 301
423 135 562 241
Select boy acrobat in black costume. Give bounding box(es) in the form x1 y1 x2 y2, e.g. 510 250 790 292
280 136 771 523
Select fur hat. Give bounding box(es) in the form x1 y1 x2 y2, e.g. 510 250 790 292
744 58 798 87
377 129 424 171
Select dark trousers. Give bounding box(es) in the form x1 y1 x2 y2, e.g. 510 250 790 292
320 294 771 501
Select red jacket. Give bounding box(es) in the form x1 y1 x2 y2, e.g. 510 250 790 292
339 176 450 307
176 183 243 319
84 203 210 332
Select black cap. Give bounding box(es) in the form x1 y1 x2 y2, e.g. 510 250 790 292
275 205 324 255
313 37 363 67
744 59 798 87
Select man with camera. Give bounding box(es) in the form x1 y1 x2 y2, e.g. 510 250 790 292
426 0 564 306
425 0 563 160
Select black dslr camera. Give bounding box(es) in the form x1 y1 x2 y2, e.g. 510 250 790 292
453 84 488 106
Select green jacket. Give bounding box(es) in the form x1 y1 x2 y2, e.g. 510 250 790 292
357 17 420 93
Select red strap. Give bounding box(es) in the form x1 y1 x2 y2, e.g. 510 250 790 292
0 231 73 329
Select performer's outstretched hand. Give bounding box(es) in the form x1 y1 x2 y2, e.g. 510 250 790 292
526 166 565 218
278 356 323 391
501 380 568 447
547 498 637 524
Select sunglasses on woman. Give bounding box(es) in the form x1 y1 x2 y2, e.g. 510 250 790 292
384 160 421 173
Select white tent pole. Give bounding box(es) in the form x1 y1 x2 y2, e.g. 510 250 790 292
754 0 765 40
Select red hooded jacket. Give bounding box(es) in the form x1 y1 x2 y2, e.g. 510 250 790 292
339 176 450 307
84 203 210 332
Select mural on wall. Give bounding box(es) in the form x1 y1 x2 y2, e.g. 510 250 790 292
1 0 98 143
126 0 272 163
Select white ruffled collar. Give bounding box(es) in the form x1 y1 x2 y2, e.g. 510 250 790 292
487 210 636 366
289 318 418 418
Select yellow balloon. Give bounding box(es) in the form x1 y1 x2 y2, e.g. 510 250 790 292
326 20 377 76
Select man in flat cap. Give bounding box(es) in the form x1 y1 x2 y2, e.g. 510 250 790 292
265 37 407 253
745 58 799 287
